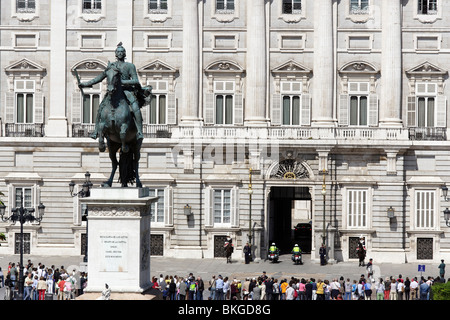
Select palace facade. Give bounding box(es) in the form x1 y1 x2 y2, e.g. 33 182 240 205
1 0 450 263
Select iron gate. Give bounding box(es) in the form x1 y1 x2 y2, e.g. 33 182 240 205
214 235 228 258
417 238 433 260
15 233 30 254
348 237 360 259
151 234 164 256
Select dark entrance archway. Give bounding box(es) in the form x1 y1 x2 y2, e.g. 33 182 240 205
268 186 312 254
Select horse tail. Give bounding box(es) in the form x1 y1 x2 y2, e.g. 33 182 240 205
119 149 136 186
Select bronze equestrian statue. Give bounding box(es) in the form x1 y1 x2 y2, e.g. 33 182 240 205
78 43 152 188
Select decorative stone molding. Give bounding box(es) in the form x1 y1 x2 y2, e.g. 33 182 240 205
88 205 150 217
204 60 245 94
271 60 312 94
338 60 379 94
5 58 47 92
405 61 447 95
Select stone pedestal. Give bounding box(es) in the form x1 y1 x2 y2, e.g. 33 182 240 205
79 187 156 294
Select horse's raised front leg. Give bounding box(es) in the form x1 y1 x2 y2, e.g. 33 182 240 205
133 140 143 188
120 123 129 153
98 122 106 152
103 142 119 187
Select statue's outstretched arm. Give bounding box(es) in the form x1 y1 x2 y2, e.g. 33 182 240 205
79 72 106 87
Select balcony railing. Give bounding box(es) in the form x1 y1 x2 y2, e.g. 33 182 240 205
68 124 447 142
172 126 412 141
408 127 446 141
71 124 174 138
5 123 44 137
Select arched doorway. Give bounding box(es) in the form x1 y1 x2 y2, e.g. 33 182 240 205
268 186 312 254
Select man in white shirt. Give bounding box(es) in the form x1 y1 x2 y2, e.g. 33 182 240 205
410 278 419 300
285 284 295 300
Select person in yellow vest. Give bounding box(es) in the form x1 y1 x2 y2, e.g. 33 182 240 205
291 244 302 263
269 243 279 254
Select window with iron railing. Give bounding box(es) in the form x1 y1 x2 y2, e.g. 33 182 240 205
16 0 35 13
418 0 437 15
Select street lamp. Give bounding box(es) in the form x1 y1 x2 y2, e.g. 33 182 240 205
69 171 93 198
0 193 45 300
248 168 253 250
321 169 327 247
69 171 93 262
444 208 450 227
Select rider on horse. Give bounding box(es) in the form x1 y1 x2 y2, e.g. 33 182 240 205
79 42 150 151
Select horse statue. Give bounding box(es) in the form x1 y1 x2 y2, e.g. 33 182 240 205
78 43 151 188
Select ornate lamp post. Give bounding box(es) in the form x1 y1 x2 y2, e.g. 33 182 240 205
248 168 253 247
0 194 45 300
321 169 327 246
69 171 93 262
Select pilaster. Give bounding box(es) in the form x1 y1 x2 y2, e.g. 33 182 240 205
245 0 268 126
181 0 201 124
379 0 402 127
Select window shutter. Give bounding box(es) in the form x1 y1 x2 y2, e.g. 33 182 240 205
34 92 44 123
407 95 416 127
234 93 243 125
301 94 311 126
205 186 213 227
141 102 148 124
339 94 349 126
5 92 15 123
368 94 378 126
167 93 177 124
164 187 173 226
271 94 281 125
231 187 239 228
204 93 215 124
72 92 81 123
436 95 447 127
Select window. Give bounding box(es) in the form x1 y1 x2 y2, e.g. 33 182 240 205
15 80 35 124
15 187 33 209
216 0 234 13
348 82 369 126
214 81 234 125
82 93 100 124
281 82 302 126
347 189 367 228
146 81 168 125
149 0 168 13
350 0 369 14
415 190 435 229
213 189 231 225
16 0 35 13
282 0 302 14
149 188 165 223
416 83 437 127
418 0 437 15
83 0 102 13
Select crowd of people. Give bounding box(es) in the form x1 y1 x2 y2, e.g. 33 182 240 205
0 260 87 300
151 271 445 301
151 258 447 301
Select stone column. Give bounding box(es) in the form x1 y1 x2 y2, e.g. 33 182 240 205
47 0 68 136
312 0 334 127
379 0 402 127
181 0 200 124
245 0 267 126
117 0 133 61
